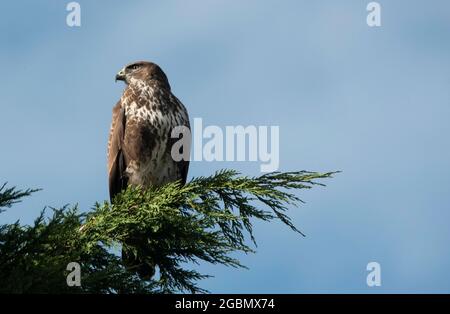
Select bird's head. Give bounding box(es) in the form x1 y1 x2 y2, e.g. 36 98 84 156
115 61 170 89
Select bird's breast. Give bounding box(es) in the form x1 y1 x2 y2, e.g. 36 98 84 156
122 97 188 188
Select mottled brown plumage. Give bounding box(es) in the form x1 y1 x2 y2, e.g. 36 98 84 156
107 61 191 279
108 61 190 200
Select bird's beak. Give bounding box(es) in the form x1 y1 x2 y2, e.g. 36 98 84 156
115 68 125 82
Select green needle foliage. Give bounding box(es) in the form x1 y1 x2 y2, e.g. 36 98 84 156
0 169 336 293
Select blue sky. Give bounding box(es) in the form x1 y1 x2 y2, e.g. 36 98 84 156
1 0 450 293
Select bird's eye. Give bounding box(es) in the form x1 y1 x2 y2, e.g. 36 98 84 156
128 64 140 71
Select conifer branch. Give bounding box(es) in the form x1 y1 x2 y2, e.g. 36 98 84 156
0 169 337 293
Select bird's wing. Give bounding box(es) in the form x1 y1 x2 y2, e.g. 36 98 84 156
179 157 190 185
108 101 127 201
169 95 191 185
175 120 190 185
170 133 190 185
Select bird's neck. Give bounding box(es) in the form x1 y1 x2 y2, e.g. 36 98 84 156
128 78 170 92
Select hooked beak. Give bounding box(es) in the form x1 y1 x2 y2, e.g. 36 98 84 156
115 68 125 82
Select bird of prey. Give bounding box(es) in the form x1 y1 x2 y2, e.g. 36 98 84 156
107 61 190 279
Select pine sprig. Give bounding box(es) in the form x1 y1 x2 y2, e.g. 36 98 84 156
0 183 40 213
0 170 337 293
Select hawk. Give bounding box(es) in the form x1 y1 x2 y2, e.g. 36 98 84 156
108 61 190 279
